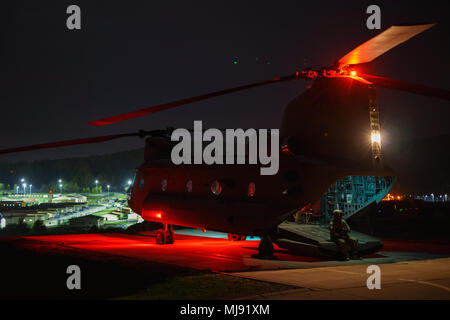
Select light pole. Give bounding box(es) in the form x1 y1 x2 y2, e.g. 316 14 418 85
95 180 99 193
107 185 110 196
16 185 19 194
29 184 32 195
59 183 62 194
23 183 27 196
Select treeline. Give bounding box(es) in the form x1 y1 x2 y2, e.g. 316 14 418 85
0 148 144 193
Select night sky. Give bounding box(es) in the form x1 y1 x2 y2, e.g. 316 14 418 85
0 0 449 163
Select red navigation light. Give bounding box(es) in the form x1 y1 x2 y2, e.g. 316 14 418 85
144 210 163 220
281 145 290 153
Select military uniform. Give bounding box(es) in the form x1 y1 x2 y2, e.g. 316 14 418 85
328 210 359 260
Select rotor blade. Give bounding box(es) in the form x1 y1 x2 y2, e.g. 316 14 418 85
89 73 299 126
359 73 450 101
0 130 168 155
338 24 435 66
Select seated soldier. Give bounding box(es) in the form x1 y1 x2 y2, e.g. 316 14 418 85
328 209 360 260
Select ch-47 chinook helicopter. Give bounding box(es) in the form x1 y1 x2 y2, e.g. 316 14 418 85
1 24 449 258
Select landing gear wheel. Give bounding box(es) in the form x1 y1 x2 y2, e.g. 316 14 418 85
165 228 175 244
155 229 166 244
156 224 175 244
258 235 274 257
227 233 244 241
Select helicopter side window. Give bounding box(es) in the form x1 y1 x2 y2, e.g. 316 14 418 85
139 178 145 191
211 180 222 196
161 179 168 192
248 182 256 197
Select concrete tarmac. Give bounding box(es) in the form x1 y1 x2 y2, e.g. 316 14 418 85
8 229 450 299
233 258 450 299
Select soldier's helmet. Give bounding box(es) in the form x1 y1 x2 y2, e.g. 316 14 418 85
332 209 343 217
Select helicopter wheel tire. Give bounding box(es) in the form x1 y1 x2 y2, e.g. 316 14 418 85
258 235 274 257
155 229 166 244
165 229 175 244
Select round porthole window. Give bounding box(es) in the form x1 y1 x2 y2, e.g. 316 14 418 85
161 179 168 192
186 180 193 193
211 180 222 196
139 178 145 191
248 182 256 197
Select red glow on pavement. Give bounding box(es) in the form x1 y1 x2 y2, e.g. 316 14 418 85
19 232 326 272
7 233 448 273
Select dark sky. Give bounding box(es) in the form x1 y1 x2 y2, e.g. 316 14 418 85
0 0 449 162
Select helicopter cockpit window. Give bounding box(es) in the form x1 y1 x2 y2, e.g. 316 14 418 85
161 179 168 192
248 182 256 197
186 180 193 193
211 180 222 196
139 178 145 191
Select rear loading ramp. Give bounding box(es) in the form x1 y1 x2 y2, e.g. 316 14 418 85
274 222 383 259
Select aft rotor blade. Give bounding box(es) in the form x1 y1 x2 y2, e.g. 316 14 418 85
0 130 168 155
89 73 300 126
338 24 435 66
359 73 450 101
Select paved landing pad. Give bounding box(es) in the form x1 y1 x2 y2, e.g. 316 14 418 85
2 230 449 299
232 258 450 299
18 230 449 272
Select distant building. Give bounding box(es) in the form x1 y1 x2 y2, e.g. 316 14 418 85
102 213 119 221
69 215 104 229
1 211 49 225
127 212 141 221
0 200 25 209
52 194 87 203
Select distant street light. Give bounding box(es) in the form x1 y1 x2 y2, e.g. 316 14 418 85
127 180 132 186
107 185 110 196
95 180 99 193
23 183 27 196
16 185 19 194
59 183 63 194
29 184 32 195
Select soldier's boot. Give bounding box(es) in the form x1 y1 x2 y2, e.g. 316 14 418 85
337 239 350 261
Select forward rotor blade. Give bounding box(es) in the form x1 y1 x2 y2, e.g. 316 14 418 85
0 129 169 155
359 73 450 101
338 24 435 66
89 73 299 126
